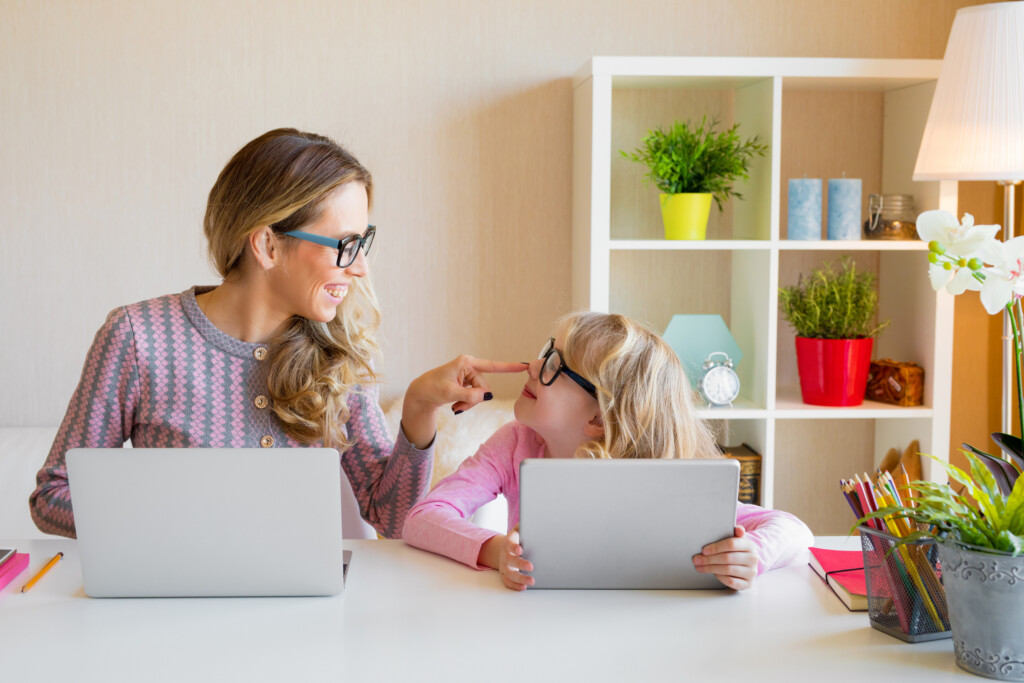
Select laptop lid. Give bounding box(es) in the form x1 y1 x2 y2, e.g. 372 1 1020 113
519 458 739 590
66 448 345 598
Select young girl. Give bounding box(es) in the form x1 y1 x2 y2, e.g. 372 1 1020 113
403 312 814 590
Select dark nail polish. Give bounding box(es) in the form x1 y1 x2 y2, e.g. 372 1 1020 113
453 409 464 415
484 392 493 401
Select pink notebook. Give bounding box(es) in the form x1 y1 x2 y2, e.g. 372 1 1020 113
0 553 31 592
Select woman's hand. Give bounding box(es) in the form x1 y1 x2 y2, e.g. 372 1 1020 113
401 356 527 448
479 528 534 591
692 524 759 591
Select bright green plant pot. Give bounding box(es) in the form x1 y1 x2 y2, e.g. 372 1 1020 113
660 193 713 240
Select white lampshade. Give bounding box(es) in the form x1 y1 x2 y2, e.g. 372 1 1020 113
914 1 1024 181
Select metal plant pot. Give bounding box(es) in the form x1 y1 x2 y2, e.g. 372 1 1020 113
938 540 1024 680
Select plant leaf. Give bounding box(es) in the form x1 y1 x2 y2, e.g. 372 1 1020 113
966 452 1005 521
991 432 1024 473
994 530 1024 555
1003 474 1024 534
962 443 1015 494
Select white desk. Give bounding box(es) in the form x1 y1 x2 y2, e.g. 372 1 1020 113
1 537 970 682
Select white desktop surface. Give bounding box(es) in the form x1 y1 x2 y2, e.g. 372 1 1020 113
1 537 970 682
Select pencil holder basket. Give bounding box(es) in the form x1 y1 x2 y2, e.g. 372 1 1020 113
859 526 951 643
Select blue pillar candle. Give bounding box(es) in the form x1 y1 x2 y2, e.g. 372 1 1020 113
787 179 822 240
827 178 862 240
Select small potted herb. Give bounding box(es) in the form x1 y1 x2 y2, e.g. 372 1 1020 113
621 116 768 240
778 257 889 406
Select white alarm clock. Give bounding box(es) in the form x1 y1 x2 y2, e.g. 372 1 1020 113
697 351 740 407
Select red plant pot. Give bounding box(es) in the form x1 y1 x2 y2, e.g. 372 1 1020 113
795 337 874 406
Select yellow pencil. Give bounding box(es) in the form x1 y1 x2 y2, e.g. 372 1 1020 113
898 462 915 508
20 552 63 593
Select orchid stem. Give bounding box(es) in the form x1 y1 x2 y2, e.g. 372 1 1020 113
1010 299 1024 439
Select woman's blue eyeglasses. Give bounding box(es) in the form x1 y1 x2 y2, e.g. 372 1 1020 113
284 225 375 268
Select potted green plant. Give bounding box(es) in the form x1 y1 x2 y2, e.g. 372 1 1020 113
859 210 1024 680
778 257 889 406
620 116 768 240
860 453 1024 680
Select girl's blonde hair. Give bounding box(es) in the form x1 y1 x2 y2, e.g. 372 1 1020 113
559 312 719 461
204 128 380 451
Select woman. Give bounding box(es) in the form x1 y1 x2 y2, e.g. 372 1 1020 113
30 128 524 539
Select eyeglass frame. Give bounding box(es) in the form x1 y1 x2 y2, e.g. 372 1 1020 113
538 337 597 398
283 225 376 268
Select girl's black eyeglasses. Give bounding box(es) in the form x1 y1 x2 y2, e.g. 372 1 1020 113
538 337 597 398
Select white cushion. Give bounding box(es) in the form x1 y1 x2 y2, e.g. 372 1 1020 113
382 397 513 533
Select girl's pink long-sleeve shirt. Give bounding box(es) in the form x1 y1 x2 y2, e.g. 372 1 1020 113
403 420 814 573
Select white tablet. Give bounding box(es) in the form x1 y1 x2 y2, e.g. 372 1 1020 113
519 458 739 589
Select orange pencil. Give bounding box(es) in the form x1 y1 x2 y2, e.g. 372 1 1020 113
20 552 63 593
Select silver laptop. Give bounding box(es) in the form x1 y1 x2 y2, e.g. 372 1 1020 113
66 448 346 598
519 458 739 589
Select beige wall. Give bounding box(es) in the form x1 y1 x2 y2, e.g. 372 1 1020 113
0 0 987 426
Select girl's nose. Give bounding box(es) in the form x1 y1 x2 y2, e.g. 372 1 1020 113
526 358 542 380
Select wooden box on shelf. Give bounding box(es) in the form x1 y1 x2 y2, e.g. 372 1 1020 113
865 359 924 406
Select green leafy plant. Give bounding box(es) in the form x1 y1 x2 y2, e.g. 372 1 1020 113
778 257 890 339
620 116 768 211
858 452 1024 555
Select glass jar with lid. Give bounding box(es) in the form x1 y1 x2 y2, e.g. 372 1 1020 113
864 194 918 240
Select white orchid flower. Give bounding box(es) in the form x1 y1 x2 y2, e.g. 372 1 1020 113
977 236 1024 314
929 261 982 295
917 210 1001 256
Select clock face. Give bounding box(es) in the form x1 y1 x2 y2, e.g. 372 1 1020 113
701 366 740 406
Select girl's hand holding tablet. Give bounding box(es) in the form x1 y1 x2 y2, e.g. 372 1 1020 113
479 528 534 591
692 525 759 591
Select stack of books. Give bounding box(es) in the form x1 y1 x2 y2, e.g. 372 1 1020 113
0 548 30 592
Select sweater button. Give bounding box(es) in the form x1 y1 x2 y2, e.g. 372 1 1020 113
254 395 269 410
260 435 275 448
254 346 268 361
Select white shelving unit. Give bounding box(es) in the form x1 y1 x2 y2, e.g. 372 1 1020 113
572 57 956 534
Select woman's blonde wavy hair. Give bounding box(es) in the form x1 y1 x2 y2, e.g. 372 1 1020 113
204 128 380 451
559 312 719 461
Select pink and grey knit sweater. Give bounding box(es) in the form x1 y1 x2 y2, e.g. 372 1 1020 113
30 286 433 539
